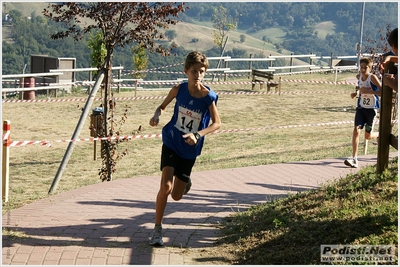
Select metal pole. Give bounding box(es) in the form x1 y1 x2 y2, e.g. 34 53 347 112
49 70 105 194
357 2 365 68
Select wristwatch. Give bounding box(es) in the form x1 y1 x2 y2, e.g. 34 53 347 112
194 132 201 141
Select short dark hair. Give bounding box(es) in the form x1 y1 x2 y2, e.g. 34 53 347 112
388 28 398 49
360 57 373 68
184 51 209 70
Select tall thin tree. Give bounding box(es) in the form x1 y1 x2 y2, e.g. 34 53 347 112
211 5 240 54
43 2 187 184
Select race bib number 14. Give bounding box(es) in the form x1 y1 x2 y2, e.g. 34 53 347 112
175 106 202 133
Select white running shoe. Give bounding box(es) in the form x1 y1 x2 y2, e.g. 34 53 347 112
344 157 358 168
150 226 164 246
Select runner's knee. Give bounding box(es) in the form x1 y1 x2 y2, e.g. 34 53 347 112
159 182 172 195
171 191 182 201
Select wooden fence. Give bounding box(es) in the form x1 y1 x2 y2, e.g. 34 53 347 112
2 53 365 99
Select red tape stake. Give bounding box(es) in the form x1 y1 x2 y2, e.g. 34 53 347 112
2 121 11 147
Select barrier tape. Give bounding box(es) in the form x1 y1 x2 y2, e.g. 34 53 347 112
124 62 185 74
213 121 355 134
118 59 358 77
7 140 52 147
2 78 358 87
282 79 356 85
2 90 350 103
2 95 167 103
3 120 355 147
130 67 357 77
4 119 398 147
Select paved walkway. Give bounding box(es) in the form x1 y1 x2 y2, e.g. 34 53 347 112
2 153 396 265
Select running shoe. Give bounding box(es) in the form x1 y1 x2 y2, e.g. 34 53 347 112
150 226 164 246
344 157 358 168
184 178 192 195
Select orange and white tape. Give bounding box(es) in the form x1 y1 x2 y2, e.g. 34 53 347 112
4 120 355 147
3 90 349 103
282 79 357 86
7 140 51 147
2 78 357 88
2 95 167 103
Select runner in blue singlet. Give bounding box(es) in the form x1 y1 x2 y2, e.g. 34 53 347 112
148 51 221 246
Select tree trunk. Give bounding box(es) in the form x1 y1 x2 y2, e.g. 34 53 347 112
102 56 113 181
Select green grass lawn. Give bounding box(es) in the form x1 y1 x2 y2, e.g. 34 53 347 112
216 157 398 264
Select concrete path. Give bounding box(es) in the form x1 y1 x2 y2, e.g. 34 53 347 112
2 153 396 265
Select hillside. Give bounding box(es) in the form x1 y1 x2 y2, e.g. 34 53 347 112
1 2 286 57
167 22 291 57
314 21 336 39
2 2 397 76
1 2 309 75
2 2 47 17
2 24 14 44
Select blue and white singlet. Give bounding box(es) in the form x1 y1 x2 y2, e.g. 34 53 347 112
357 74 379 109
162 82 218 159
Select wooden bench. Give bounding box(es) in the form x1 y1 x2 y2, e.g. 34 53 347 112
251 69 281 94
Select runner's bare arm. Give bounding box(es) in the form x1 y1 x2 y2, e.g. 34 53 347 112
150 85 179 126
198 102 221 137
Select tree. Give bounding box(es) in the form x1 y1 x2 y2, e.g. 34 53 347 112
87 29 107 74
8 9 22 22
211 5 240 54
43 2 187 184
165 29 177 41
240 34 246 43
132 45 148 79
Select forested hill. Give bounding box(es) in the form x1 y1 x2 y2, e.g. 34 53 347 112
2 2 398 79
184 2 396 33
182 2 398 56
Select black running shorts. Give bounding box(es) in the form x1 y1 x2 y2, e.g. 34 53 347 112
354 108 377 132
160 144 195 183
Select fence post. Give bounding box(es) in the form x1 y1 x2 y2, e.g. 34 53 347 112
134 79 138 97
2 120 10 203
289 53 293 73
248 54 253 79
269 54 273 68
224 60 228 81
88 70 93 95
117 66 121 93
19 77 24 100
377 62 397 174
